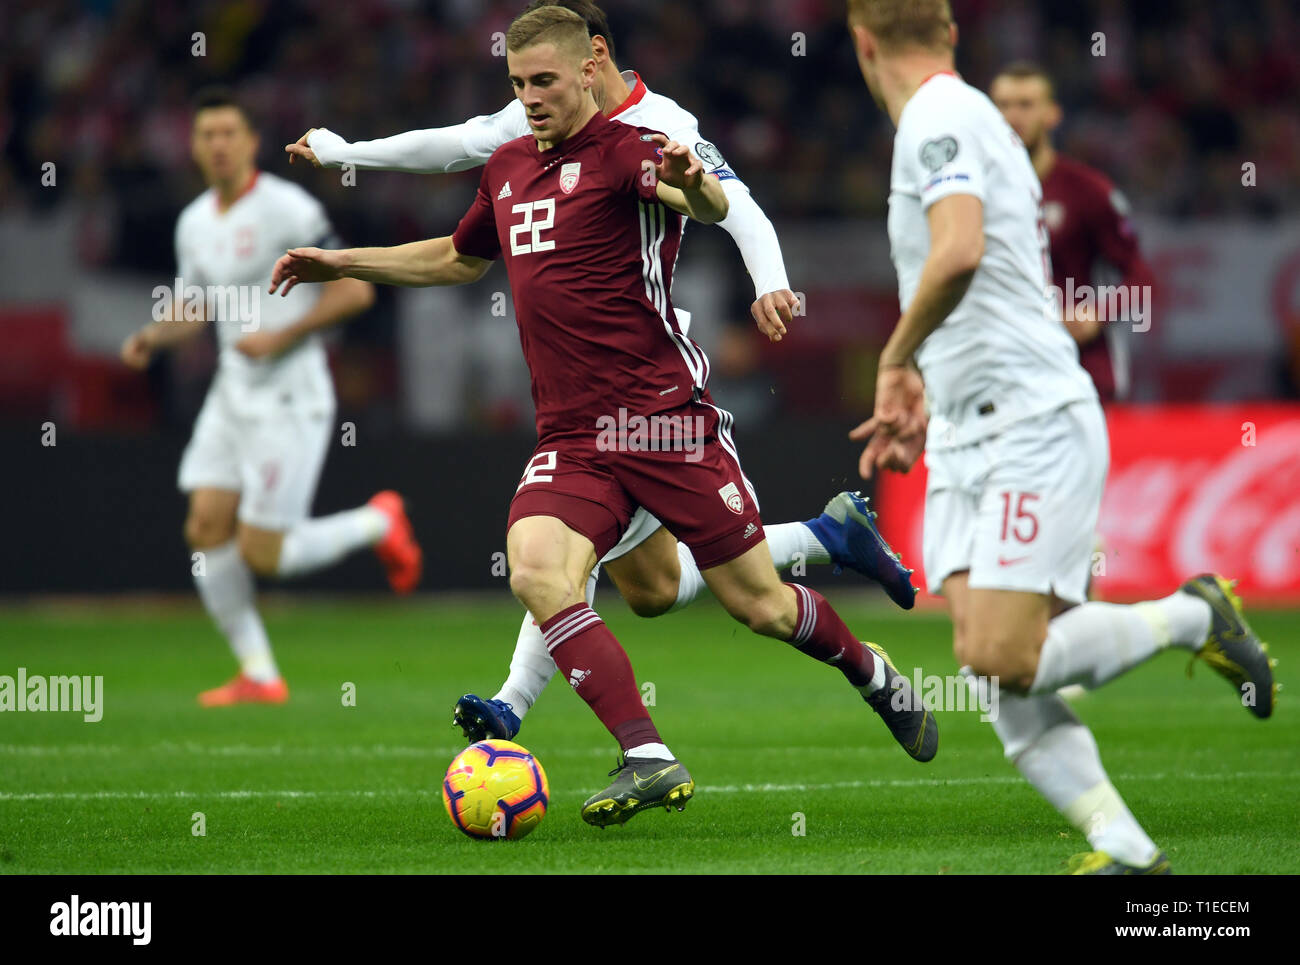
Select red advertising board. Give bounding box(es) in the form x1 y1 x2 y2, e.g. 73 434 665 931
874 405 1300 605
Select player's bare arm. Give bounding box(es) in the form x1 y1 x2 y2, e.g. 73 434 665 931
120 304 209 370
850 194 982 479
235 277 375 359
646 134 728 225
269 237 490 296
881 194 984 367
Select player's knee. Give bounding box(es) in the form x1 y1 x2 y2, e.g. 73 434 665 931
509 564 570 615
184 512 233 550
619 579 677 618
959 630 1039 693
237 530 280 578
723 591 793 639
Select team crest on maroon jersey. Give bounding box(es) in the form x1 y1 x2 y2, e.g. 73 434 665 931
718 481 744 515
560 162 581 195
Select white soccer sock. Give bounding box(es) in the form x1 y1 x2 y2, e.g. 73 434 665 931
193 540 279 683
625 741 674 761
790 521 832 565
493 571 597 717
277 506 389 578
495 614 559 717
669 541 708 612
669 522 823 613
770 521 829 566
990 686 1159 866
1030 594 1212 694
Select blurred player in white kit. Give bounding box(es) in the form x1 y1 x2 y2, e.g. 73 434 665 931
121 87 423 706
844 0 1275 873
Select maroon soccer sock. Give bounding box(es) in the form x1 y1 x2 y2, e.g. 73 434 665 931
786 583 878 688
540 602 661 750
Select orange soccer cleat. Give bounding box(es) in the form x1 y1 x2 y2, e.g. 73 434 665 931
368 490 423 594
197 673 289 707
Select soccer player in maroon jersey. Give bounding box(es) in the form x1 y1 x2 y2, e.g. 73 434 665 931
270 6 937 826
991 62 1157 402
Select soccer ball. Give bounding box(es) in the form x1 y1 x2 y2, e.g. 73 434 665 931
442 739 550 840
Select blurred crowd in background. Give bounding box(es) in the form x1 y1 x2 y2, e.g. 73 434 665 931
3 0 1299 433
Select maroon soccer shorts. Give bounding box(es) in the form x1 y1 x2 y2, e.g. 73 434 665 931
508 396 765 569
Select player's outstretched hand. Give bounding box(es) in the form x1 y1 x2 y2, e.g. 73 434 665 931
751 289 799 342
120 331 153 370
285 129 320 167
643 133 702 190
850 366 928 479
269 247 345 296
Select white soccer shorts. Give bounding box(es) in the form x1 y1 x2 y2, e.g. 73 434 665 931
600 506 665 563
178 387 334 531
922 400 1108 604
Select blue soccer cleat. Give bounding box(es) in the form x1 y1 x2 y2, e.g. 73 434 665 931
803 491 918 610
453 694 521 743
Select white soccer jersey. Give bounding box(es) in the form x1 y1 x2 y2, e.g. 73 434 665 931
888 73 1096 449
309 70 790 299
174 170 338 416
459 71 744 188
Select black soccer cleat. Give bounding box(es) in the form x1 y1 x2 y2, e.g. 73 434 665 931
1180 574 1277 719
862 641 938 762
581 755 695 828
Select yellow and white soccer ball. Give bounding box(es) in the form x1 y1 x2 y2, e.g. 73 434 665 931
442 739 549 840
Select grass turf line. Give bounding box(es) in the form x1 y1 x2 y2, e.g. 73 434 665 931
0 599 1295 874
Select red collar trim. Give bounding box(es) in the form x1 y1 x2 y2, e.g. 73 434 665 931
216 170 259 212
607 71 646 119
920 70 958 87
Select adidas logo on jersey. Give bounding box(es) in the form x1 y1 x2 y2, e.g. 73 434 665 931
497 181 513 200
568 668 591 688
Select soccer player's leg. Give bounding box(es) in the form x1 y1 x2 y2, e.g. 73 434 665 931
458 511 683 742
975 404 1274 715
602 520 682 617
454 569 601 743
236 408 422 592
953 403 1185 870
614 398 936 761
507 452 692 826
955 576 1170 873
179 394 287 705
702 541 936 762
605 501 918 616
186 486 288 705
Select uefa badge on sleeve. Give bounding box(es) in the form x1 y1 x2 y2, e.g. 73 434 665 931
560 162 581 195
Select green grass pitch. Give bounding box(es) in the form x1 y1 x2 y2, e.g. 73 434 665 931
1 593 1296 874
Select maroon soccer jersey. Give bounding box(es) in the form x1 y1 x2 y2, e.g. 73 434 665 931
452 110 709 437
1042 154 1156 401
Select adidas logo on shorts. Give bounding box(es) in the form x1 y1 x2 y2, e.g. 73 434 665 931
568 668 591 688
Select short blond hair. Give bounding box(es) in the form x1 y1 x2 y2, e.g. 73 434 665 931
847 0 954 53
506 5 593 64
